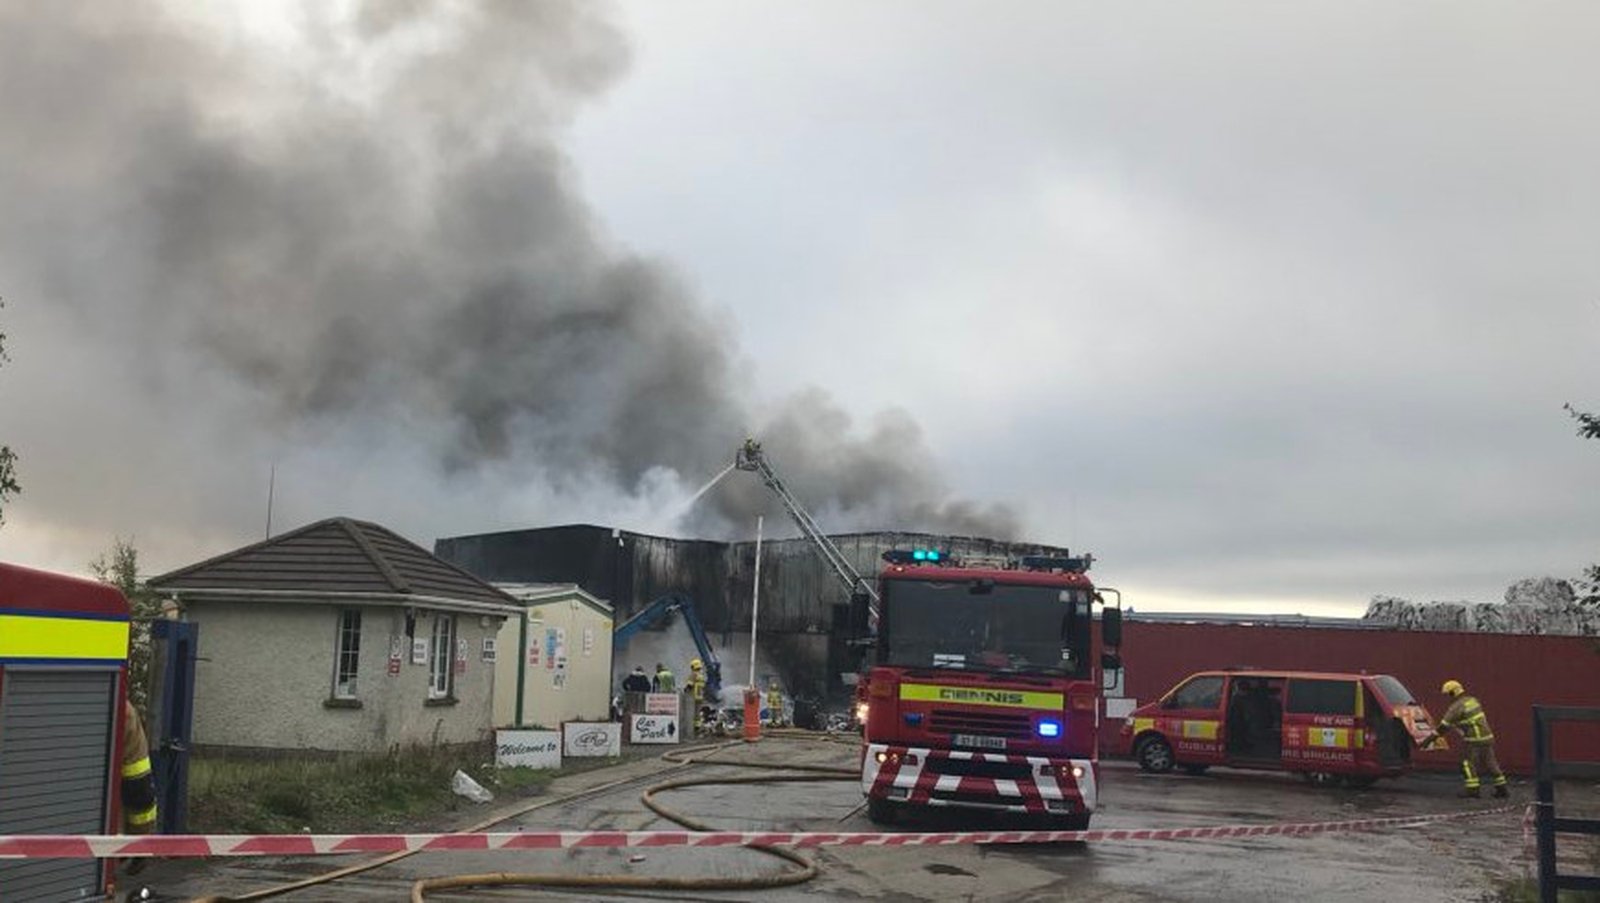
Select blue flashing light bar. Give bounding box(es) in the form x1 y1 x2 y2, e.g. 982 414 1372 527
1036 720 1062 739
883 549 945 565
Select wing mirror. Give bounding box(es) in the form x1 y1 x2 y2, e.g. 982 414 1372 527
1101 604 1123 648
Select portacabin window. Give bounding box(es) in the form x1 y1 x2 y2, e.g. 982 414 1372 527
429 613 456 699
333 609 362 699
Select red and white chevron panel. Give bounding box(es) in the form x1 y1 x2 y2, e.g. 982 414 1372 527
0 807 1514 859
861 743 1097 814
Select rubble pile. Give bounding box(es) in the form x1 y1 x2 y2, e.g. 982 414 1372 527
1362 577 1600 636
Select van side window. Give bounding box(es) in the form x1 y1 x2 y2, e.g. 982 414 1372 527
1165 675 1224 710
1286 679 1356 716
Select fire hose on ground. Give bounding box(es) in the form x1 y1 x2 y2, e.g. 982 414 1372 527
186 736 861 902
43 733 1511 900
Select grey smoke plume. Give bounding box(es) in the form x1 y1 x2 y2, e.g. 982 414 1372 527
0 1 1016 545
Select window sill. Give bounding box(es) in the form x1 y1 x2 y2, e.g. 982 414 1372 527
323 697 363 710
425 696 459 707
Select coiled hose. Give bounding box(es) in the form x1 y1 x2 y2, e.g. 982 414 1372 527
406 738 861 901
186 733 861 903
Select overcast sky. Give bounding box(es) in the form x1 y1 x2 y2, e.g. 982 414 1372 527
1 1 1596 616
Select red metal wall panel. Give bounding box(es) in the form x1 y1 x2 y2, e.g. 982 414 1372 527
1101 621 1600 775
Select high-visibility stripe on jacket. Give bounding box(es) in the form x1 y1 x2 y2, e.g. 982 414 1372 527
121 700 159 834
1439 694 1495 744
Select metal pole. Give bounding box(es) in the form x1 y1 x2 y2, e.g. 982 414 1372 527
749 515 763 689
1533 706 1557 903
515 608 529 728
265 464 276 539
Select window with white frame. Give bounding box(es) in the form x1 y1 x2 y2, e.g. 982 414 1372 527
429 613 455 699
333 609 362 699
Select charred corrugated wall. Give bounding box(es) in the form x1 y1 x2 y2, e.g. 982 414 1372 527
435 524 1071 698
435 524 738 631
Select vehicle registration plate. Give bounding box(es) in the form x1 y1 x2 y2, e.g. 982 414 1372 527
951 734 1007 750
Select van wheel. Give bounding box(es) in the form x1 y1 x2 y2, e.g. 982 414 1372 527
1181 764 1210 776
866 797 899 825
1135 735 1176 774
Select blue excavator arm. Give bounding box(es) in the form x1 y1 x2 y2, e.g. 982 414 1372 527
612 593 722 700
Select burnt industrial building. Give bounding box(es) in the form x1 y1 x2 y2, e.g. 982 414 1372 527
434 524 1072 700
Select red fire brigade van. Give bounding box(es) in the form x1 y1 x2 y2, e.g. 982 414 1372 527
1120 669 1436 786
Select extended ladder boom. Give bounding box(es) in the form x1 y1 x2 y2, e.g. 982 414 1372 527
735 439 881 623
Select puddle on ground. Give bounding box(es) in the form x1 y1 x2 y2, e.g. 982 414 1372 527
924 862 978 877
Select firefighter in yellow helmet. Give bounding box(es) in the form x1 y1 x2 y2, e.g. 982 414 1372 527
682 659 707 733
1431 679 1507 798
686 658 706 706
765 677 784 727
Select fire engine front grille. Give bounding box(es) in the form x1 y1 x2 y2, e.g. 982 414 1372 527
928 708 1033 740
929 788 1029 807
928 756 1033 781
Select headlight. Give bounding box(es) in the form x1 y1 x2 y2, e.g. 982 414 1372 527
855 702 870 723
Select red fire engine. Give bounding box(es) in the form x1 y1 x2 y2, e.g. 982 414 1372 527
0 562 133 900
855 549 1122 828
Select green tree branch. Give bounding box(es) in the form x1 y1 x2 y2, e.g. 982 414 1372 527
91 539 165 710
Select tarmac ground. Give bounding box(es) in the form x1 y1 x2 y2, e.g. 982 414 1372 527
133 734 1591 902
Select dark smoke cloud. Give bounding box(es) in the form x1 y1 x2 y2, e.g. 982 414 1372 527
0 0 1016 554
699 389 1020 539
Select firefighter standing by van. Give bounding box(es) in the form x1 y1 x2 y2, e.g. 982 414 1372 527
1431 679 1508 798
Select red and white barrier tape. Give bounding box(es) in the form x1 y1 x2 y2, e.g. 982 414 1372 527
0 806 1513 859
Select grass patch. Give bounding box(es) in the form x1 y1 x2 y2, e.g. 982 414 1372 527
188 744 606 835
1485 839 1600 902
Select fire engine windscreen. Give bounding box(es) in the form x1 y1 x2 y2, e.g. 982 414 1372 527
880 581 1092 678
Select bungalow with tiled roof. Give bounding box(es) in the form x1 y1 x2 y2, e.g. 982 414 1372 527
148 517 520 753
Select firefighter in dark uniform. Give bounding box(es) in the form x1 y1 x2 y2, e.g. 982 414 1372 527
1432 679 1508 798
122 698 159 833
120 698 159 879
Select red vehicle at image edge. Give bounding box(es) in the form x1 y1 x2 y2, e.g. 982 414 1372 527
853 549 1123 828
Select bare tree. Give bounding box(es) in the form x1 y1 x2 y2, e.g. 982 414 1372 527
1567 403 1600 605
0 298 18 526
